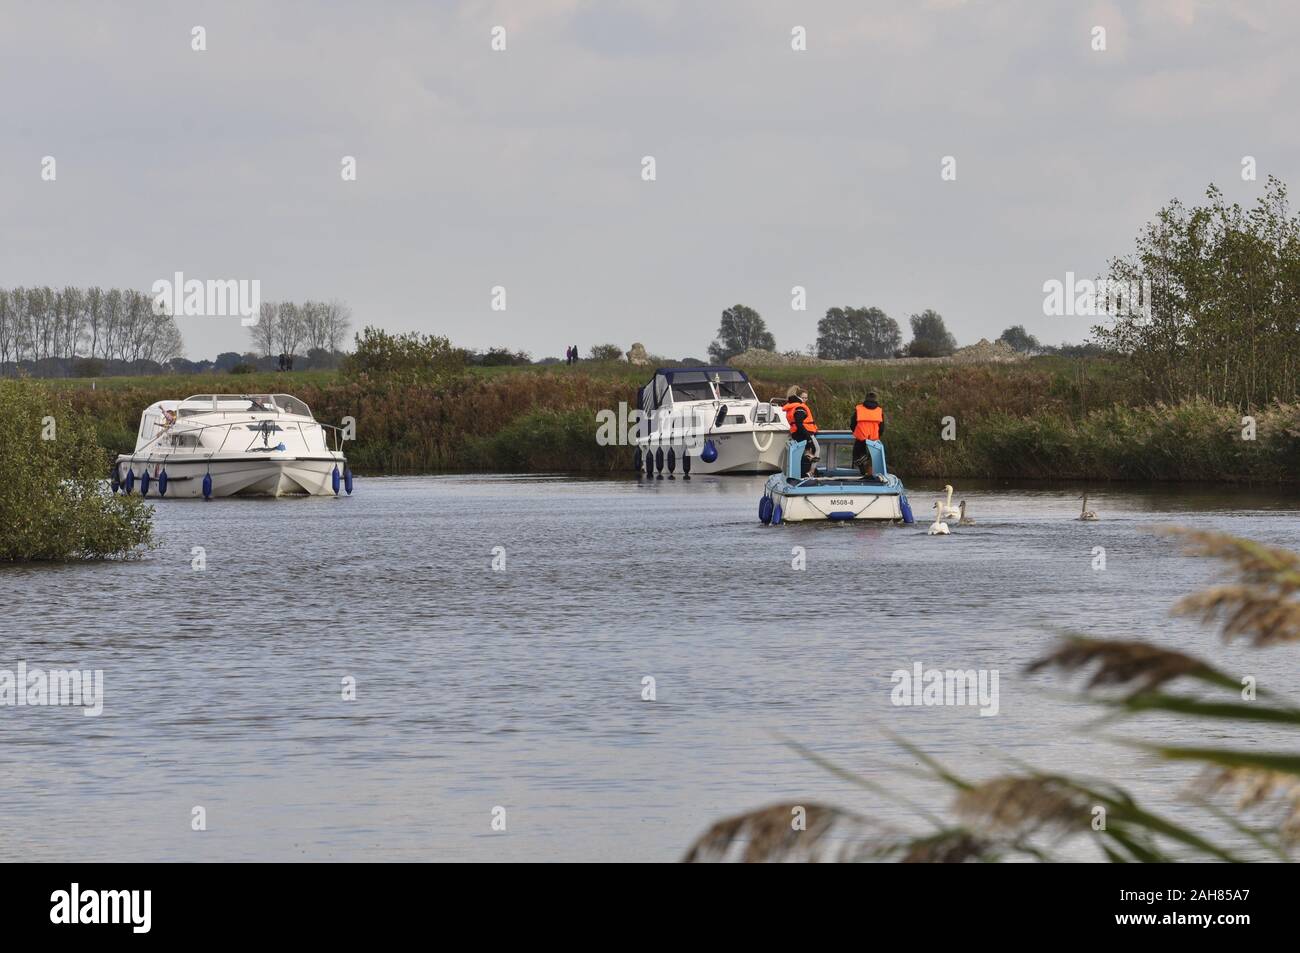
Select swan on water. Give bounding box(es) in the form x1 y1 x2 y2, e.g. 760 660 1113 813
941 484 961 520
928 500 950 535
958 500 974 526
1079 494 1097 521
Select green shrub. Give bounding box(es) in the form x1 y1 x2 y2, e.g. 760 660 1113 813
0 381 153 561
341 326 466 382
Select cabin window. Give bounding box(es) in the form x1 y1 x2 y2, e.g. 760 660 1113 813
667 371 714 402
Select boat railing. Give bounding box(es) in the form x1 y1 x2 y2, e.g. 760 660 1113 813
132 417 348 457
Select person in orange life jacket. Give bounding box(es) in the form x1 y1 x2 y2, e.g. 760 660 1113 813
850 392 885 477
784 386 819 477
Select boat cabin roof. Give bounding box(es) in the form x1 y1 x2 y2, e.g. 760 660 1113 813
650 365 751 383
639 366 758 408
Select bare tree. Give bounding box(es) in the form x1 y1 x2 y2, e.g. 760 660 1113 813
6 288 28 368
250 300 278 356
24 287 53 361
101 288 124 361
57 286 86 363
0 289 14 371
275 301 305 358
324 299 352 355
84 287 104 359
146 314 184 364
299 299 326 353
122 290 153 362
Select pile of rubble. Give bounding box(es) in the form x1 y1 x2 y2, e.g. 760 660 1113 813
949 338 1025 364
728 338 1026 368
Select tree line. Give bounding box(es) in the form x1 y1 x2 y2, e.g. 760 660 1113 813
706 303 960 362
247 299 353 362
0 287 183 374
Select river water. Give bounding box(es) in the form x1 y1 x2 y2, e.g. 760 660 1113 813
2 475 1299 861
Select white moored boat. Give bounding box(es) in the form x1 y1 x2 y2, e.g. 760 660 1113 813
633 366 788 475
113 394 351 498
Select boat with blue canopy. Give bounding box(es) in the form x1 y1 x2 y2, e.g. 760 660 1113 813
758 431 915 524
633 366 789 475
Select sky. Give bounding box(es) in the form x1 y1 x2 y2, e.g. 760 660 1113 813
2 0 1296 361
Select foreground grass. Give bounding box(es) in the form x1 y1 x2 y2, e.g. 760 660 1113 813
42 357 1300 482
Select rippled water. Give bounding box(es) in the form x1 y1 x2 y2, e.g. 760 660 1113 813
2 475 1299 861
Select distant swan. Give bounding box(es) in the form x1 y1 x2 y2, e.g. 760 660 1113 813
928 500 950 535
941 484 961 520
1079 494 1097 521
958 500 974 526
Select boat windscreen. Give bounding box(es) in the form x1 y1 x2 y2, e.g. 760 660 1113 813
715 371 756 400
668 372 715 402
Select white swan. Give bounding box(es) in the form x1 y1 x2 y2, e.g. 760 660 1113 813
1079 493 1097 521
928 500 950 535
958 500 974 526
941 484 961 520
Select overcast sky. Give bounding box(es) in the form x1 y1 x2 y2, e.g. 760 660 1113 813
2 0 1295 361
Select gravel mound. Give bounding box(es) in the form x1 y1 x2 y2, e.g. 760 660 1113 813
729 339 1026 368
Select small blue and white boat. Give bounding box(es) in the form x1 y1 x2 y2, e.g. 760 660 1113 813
759 431 915 524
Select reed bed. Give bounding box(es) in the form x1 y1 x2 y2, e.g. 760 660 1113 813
60 360 1300 482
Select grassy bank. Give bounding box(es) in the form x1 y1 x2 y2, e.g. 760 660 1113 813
52 358 1300 482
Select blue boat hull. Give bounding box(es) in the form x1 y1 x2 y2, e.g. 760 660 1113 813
759 435 913 523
